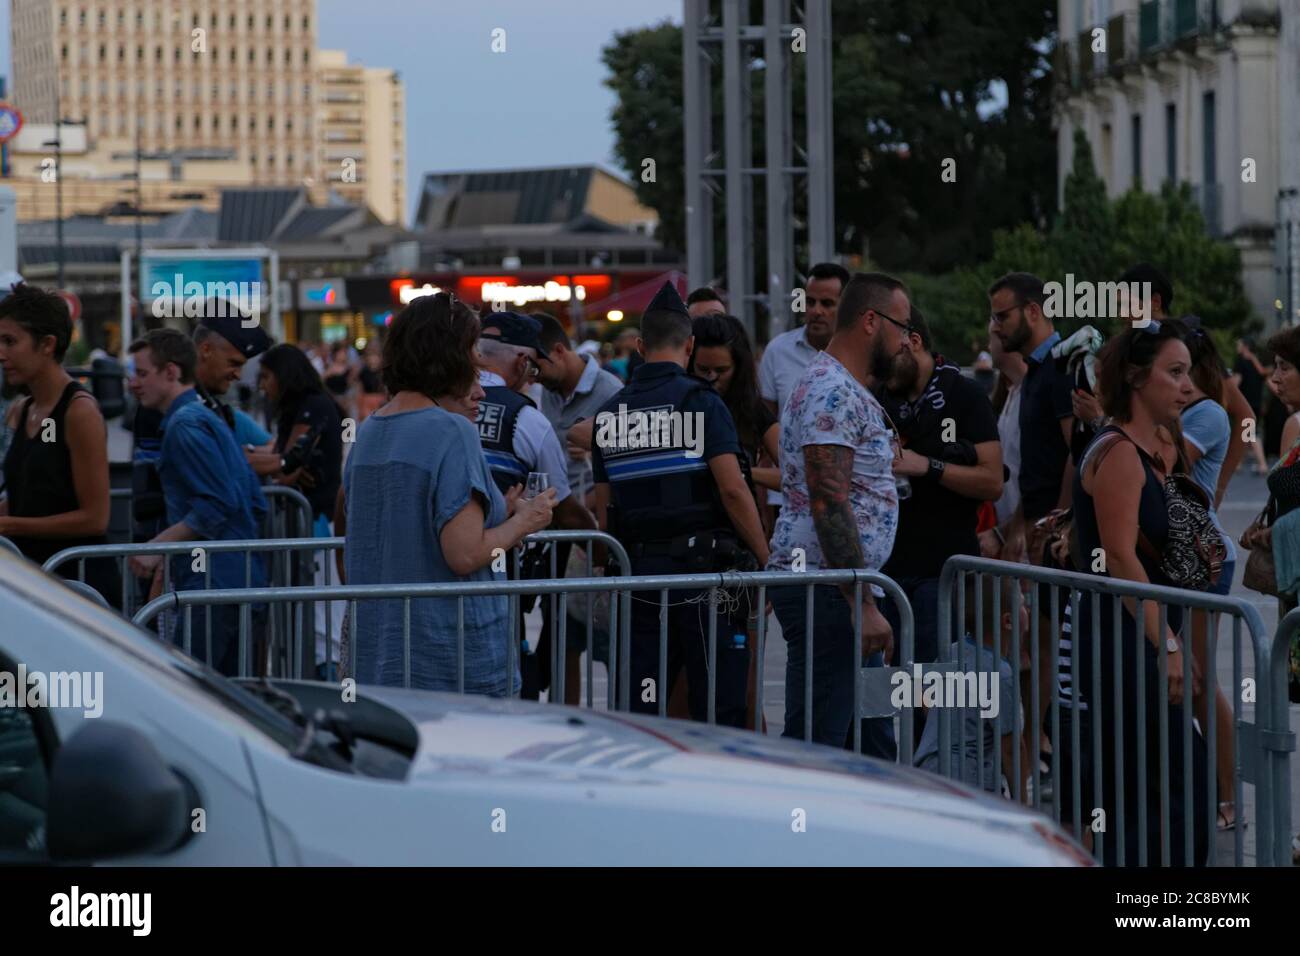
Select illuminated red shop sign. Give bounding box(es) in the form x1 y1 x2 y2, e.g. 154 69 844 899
389 275 612 308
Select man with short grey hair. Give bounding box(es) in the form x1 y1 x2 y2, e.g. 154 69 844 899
532 313 626 507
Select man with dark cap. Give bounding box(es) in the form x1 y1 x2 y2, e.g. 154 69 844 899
591 281 770 728
477 311 597 704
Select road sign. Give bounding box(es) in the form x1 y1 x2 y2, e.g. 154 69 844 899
0 104 23 143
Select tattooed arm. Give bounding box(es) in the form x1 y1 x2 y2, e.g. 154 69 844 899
805 444 865 601
805 443 892 657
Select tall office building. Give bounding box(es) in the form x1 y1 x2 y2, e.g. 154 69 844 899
316 50 406 225
1055 0 1300 326
11 0 318 187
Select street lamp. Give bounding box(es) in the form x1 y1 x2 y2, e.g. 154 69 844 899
39 80 70 289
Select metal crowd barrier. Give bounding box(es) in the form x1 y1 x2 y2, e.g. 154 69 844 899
936 555 1293 868
71 530 625 683
0 535 21 558
129 565 907 734
107 483 313 544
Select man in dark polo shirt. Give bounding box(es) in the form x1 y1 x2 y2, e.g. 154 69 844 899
987 272 1074 566
876 307 1003 671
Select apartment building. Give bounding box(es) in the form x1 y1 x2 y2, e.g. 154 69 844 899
315 50 406 226
1054 0 1300 326
11 0 318 187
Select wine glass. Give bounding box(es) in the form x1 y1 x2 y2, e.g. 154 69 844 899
524 472 549 500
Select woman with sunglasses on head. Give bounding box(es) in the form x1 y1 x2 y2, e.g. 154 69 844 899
0 284 119 606
689 314 781 501
335 293 555 694
688 313 779 729
1169 317 1240 831
1067 320 1210 866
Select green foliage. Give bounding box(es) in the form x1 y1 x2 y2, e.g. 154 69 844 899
601 22 684 250
601 1 1058 273
913 135 1255 364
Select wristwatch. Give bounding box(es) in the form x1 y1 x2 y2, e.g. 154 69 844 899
1166 637 1180 654
927 457 946 481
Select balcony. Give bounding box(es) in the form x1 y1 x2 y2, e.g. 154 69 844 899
1139 0 1166 53
1193 182 1222 238
1107 12 1137 73
1140 0 1220 55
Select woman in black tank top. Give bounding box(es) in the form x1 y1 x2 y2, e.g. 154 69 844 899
0 284 119 606
1065 321 1209 866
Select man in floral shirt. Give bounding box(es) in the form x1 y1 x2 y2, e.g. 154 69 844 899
768 271 912 755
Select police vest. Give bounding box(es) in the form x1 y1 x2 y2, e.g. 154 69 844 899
598 369 731 545
476 385 534 494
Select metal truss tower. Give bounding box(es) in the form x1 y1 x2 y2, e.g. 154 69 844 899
683 0 834 341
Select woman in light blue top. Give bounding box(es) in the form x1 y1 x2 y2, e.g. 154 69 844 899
1175 318 1238 830
338 293 555 694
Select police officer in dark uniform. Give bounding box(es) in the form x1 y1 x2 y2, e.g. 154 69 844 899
591 282 770 727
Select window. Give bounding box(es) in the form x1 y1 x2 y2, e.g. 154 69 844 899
267 46 274 64
266 15 273 30
303 15 311 30
155 45 163 63
174 47 181 64
61 44 68 61
137 45 143 62
60 9 67 27
98 43 105 61
118 44 124 62
303 48 310 65
1165 102 1176 182
1131 113 1142 188
247 15 254 29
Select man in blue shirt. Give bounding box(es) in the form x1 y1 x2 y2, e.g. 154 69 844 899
126 329 267 675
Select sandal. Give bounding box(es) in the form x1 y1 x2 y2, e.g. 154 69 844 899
1216 801 1245 832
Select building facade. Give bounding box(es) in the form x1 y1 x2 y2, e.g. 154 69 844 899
315 50 406 225
1055 0 1300 326
4 120 254 220
11 0 318 187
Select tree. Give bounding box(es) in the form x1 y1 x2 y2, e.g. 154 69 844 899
601 2 1059 273
1055 127 1118 283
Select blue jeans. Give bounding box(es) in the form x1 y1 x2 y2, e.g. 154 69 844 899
771 584 896 758
882 576 942 667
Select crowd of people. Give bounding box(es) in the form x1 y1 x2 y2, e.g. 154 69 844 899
2 259 1300 866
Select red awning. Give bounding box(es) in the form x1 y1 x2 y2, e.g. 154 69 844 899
581 270 688 316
